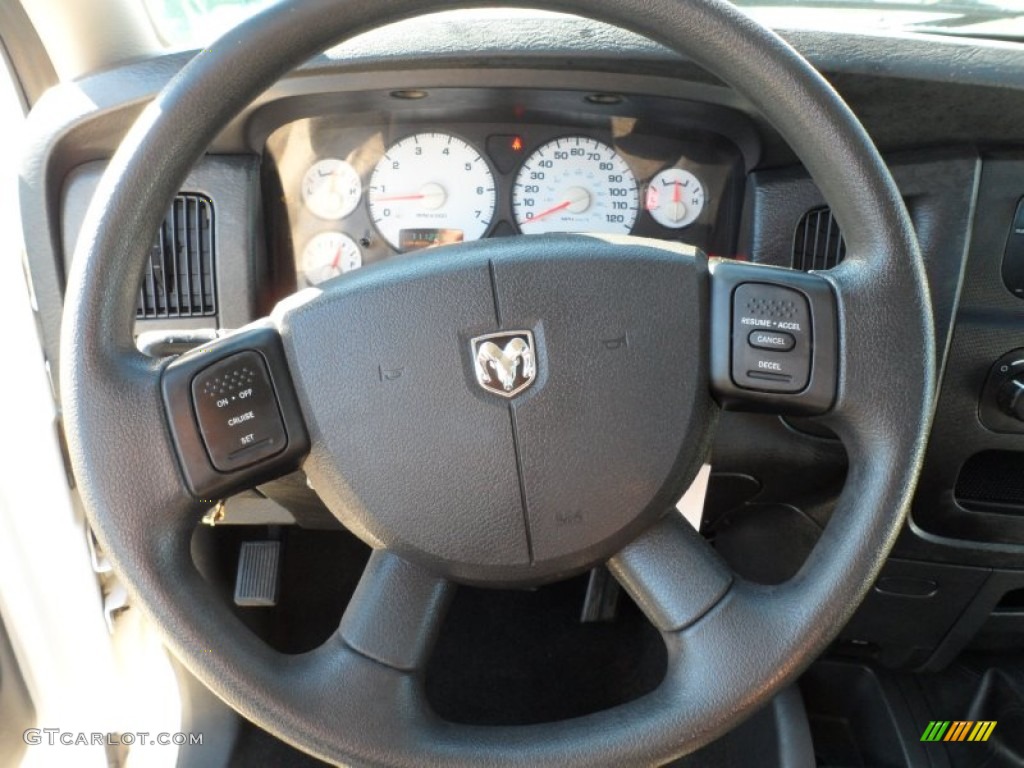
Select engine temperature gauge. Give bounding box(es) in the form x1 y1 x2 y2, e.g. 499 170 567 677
645 169 705 229
301 159 362 220
301 232 362 285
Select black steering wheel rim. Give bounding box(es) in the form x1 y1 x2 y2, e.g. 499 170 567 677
60 0 935 765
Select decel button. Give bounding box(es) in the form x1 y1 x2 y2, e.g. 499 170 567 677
191 350 288 472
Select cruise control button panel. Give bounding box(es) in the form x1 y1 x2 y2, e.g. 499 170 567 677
709 261 838 415
161 326 310 499
192 351 287 472
732 283 811 393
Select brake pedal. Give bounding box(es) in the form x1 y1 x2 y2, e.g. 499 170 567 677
234 540 281 607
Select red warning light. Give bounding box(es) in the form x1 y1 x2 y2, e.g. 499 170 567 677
511 136 524 152
645 186 660 211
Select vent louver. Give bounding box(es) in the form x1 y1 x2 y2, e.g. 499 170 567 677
137 194 216 319
793 206 846 272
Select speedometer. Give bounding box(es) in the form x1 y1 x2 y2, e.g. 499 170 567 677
512 137 639 234
368 133 496 251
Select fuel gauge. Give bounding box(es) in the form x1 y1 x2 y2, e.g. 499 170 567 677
301 232 362 285
301 159 362 220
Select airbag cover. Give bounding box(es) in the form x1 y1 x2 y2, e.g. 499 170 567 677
277 235 713 584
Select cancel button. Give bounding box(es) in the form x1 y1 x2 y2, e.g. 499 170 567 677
748 330 796 352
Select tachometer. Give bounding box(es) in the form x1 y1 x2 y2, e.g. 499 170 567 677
512 137 639 234
368 133 496 251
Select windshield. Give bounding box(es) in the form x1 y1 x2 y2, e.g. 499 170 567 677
144 0 275 46
144 0 1024 47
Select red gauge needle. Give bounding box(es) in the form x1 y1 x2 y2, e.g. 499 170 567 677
522 199 572 225
331 245 343 269
372 193 428 202
373 184 447 211
673 182 682 204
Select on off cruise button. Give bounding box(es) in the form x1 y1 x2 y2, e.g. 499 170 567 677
749 330 796 352
191 350 288 472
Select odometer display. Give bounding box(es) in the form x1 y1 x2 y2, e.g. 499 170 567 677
399 228 465 252
513 137 639 234
368 133 496 251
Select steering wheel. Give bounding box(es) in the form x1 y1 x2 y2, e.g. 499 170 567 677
60 0 934 764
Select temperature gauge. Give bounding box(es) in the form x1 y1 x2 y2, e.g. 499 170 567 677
645 169 705 229
301 232 362 285
301 159 362 220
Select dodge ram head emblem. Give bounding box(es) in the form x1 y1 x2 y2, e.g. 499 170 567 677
471 331 537 398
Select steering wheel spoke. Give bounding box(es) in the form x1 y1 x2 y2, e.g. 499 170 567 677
609 512 732 633
340 550 454 672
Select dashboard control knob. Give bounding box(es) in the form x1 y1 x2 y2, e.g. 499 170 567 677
997 375 1024 421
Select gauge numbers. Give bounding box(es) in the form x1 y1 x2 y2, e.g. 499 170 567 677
513 137 639 234
301 159 362 220
301 232 362 285
368 133 496 251
646 169 705 228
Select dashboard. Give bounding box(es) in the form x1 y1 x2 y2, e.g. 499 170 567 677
263 109 745 289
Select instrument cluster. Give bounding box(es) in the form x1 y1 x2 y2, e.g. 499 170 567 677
265 117 744 288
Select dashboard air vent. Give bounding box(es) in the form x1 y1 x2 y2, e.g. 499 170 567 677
137 194 216 319
793 206 846 272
